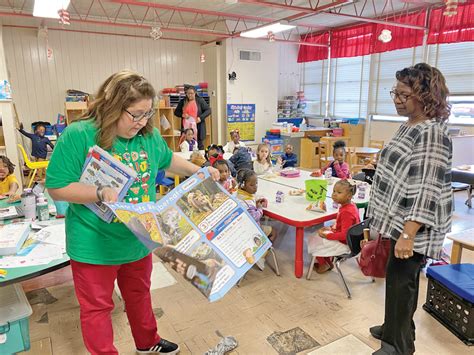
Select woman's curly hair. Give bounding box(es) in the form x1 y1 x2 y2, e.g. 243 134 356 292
395 63 451 122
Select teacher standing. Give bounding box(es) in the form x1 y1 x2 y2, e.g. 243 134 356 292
367 63 453 355
46 70 218 355
174 85 211 150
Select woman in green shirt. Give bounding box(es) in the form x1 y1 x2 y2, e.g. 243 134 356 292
46 70 218 355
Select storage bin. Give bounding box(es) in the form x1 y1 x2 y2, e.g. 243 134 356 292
332 128 343 137
0 284 33 354
423 264 474 345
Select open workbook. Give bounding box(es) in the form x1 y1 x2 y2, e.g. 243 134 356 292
107 168 271 302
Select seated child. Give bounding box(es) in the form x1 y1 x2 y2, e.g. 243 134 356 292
229 146 253 172
212 160 237 194
179 128 198 153
253 143 273 175
0 156 19 199
307 179 360 274
281 144 298 168
223 129 246 153
205 144 224 166
236 169 276 242
18 122 54 179
321 140 351 179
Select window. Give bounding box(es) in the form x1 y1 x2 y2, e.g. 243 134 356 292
449 96 474 125
303 60 327 116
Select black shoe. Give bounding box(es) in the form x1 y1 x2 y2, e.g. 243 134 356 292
370 325 383 340
136 338 180 354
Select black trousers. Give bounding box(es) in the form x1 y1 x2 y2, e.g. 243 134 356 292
381 239 424 355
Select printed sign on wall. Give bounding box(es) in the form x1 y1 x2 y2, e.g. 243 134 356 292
226 104 255 141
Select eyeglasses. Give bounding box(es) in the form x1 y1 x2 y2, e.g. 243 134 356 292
124 108 155 122
390 90 414 103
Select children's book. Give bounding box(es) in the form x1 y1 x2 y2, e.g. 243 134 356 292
0 222 31 256
107 168 272 302
80 145 137 223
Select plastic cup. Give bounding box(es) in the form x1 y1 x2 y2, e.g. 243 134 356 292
54 201 69 218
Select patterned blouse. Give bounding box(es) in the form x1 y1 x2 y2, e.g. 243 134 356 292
367 119 453 259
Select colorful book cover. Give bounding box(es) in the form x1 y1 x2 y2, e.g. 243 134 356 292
80 145 137 223
107 168 272 302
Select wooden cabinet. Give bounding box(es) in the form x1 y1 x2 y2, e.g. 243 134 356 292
300 138 321 169
340 123 365 147
65 101 88 125
154 106 212 152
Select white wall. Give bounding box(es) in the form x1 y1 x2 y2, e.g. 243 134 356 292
278 43 301 98
2 26 204 129
224 37 278 143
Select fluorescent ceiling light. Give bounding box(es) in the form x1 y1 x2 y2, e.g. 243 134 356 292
33 0 70 19
240 22 296 38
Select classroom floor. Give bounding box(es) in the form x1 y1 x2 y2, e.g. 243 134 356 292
20 191 474 355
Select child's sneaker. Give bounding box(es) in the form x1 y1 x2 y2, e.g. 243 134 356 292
136 338 180 354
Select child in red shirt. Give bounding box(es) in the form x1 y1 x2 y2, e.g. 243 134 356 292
321 140 351 179
307 179 360 274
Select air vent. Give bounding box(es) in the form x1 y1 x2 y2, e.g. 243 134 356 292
239 50 261 61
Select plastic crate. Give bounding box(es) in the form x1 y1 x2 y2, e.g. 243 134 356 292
0 285 33 354
423 269 473 345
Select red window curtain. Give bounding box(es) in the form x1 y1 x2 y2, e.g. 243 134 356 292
297 32 329 63
428 2 474 44
331 23 375 58
373 11 426 53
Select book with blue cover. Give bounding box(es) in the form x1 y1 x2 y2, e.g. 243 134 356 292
80 145 137 223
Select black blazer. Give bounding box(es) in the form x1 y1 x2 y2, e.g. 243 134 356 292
174 96 211 149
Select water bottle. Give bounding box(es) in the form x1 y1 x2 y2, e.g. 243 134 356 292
21 188 36 220
325 167 333 179
36 194 49 221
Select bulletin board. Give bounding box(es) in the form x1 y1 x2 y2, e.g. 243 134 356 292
226 104 255 141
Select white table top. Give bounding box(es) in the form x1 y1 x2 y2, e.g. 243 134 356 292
258 170 370 224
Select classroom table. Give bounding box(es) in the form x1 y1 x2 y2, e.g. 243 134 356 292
447 228 474 264
257 174 369 278
0 198 70 287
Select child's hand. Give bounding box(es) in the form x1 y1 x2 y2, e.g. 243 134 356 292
183 113 189 119
0 194 6 200
256 198 268 208
318 227 329 238
196 117 201 123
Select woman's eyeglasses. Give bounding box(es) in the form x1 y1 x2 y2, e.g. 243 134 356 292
124 109 155 122
390 90 414 103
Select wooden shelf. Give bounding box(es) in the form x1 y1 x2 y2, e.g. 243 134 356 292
65 101 88 125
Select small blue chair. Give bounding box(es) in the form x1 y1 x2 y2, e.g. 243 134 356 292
156 170 180 195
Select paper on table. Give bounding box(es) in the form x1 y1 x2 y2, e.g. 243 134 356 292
33 224 66 252
0 243 63 268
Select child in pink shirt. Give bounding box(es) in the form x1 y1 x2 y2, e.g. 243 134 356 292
321 140 351 179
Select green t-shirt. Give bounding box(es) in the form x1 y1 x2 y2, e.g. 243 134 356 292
45 119 173 265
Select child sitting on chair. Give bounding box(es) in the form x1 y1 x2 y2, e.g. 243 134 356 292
321 140 351 179
212 159 237 194
281 144 298 168
0 156 19 200
18 122 54 180
224 129 246 153
179 128 199 153
236 169 276 242
253 143 274 175
307 179 360 274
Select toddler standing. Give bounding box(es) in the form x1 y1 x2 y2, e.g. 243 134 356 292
307 179 360 274
321 140 351 179
18 122 54 179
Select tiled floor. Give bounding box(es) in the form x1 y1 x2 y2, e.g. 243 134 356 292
19 191 473 354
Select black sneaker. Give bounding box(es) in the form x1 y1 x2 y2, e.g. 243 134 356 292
136 338 180 354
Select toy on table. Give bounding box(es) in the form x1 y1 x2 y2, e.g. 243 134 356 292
306 201 327 213
288 189 305 196
310 169 322 177
280 168 300 178
275 191 285 203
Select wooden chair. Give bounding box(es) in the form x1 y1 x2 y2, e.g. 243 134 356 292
17 144 49 188
346 147 364 175
369 140 384 150
318 140 333 170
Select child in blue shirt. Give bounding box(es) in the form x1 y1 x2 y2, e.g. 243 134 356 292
18 123 54 179
282 144 297 168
